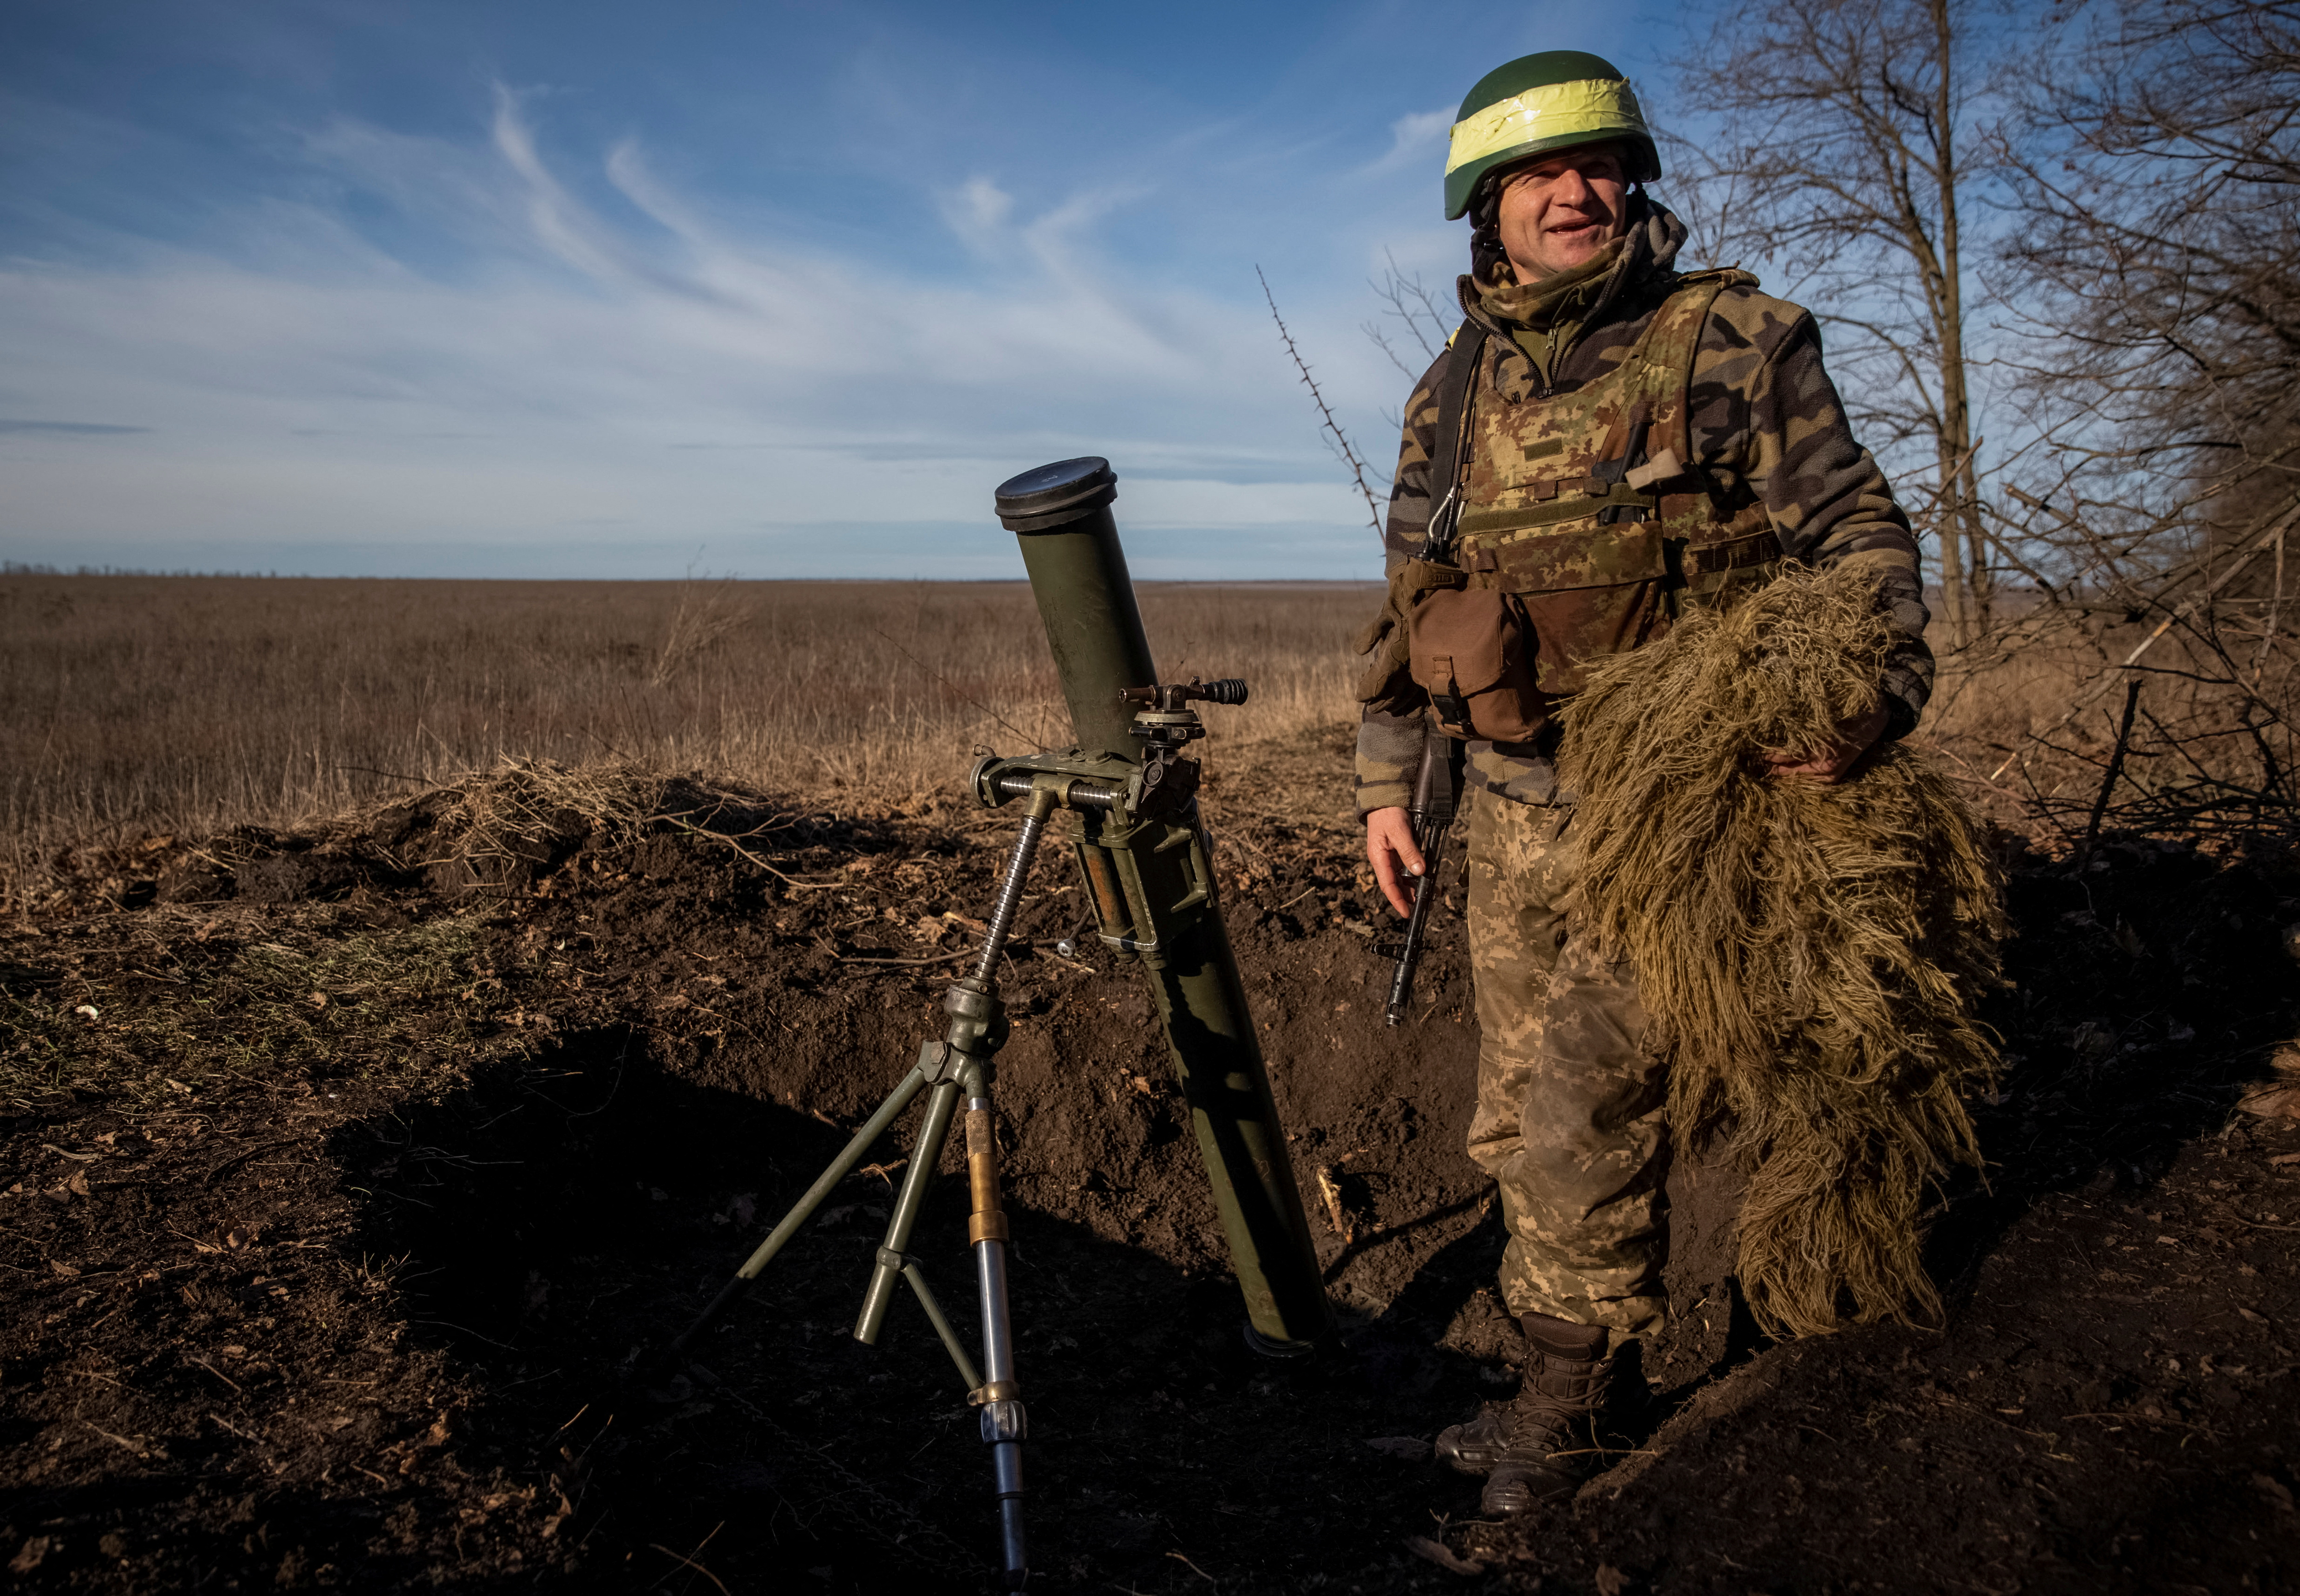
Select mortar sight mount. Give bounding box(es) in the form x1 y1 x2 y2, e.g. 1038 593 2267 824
970 676 1247 823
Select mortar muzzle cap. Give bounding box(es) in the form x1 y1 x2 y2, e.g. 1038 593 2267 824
995 457 1118 533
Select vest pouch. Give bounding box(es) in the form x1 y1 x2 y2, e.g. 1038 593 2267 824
1407 586 1549 742
1356 557 1469 707
1482 522 1673 696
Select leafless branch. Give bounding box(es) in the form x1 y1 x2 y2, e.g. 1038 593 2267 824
1259 265 1385 534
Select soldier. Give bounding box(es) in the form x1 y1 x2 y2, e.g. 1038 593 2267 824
1354 51 1933 1515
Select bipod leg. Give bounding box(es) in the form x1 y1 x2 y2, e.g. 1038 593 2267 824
900 1261 984 1392
965 1077 1027 1587
854 784 1051 1588
671 1057 934 1352
854 1074 963 1343
853 783 1054 1348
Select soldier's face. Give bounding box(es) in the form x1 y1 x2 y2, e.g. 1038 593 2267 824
1494 144 1629 281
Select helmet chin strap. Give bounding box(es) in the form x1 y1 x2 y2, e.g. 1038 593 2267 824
1469 179 1510 284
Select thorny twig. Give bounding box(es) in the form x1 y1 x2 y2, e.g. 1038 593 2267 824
1258 265 1385 534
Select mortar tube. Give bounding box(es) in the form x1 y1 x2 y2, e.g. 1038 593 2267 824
993 457 1333 1350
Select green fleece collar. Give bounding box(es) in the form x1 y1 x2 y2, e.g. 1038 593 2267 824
1475 235 1628 333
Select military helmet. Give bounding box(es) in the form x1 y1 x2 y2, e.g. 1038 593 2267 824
1444 50 1661 220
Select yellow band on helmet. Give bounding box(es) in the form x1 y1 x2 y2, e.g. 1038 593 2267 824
1445 78 1644 175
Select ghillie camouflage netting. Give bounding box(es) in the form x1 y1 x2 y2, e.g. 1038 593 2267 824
1559 566 2009 1338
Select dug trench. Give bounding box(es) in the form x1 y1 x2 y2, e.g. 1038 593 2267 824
4 745 2299 1593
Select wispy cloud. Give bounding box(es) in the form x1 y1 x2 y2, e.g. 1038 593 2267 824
0 419 152 435
1367 107 1453 173
0 88 1393 576
938 176 1016 259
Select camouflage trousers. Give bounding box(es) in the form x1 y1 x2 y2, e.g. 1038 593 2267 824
1465 791 1669 1339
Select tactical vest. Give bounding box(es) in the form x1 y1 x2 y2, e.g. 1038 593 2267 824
1364 269 1787 735
1453 267 1782 693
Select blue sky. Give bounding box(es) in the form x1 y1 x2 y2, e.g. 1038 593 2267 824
0 0 1693 579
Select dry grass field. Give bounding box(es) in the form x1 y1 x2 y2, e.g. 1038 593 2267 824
5 570 2284 903
0 574 1375 886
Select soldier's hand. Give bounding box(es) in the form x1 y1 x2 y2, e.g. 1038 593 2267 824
1764 701 1892 783
1365 806 1425 919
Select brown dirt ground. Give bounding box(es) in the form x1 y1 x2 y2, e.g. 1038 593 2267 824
4 730 2299 1594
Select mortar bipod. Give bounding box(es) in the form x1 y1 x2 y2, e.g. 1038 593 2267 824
671 782 1072 1589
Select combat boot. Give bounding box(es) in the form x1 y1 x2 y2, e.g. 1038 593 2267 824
1434 1313 1611 1515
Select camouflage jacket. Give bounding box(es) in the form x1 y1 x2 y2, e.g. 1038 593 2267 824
1354 204 1933 818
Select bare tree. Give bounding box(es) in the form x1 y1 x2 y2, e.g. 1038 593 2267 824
1666 0 2003 647
1971 0 2299 843
1992 0 2300 585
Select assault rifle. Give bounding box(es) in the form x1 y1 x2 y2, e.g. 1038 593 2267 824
1385 723 1465 1025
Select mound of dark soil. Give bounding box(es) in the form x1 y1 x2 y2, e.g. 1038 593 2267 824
4 750 2298 1594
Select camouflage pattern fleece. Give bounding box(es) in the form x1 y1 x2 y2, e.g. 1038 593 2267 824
1352 199 1934 816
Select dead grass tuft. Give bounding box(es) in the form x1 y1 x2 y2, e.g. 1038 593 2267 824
0 575 1372 896
1561 565 2010 1338
650 573 753 688
368 757 660 894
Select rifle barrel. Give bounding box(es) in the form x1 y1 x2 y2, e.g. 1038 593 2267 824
1385 864 1441 1025
1384 730 1459 1026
